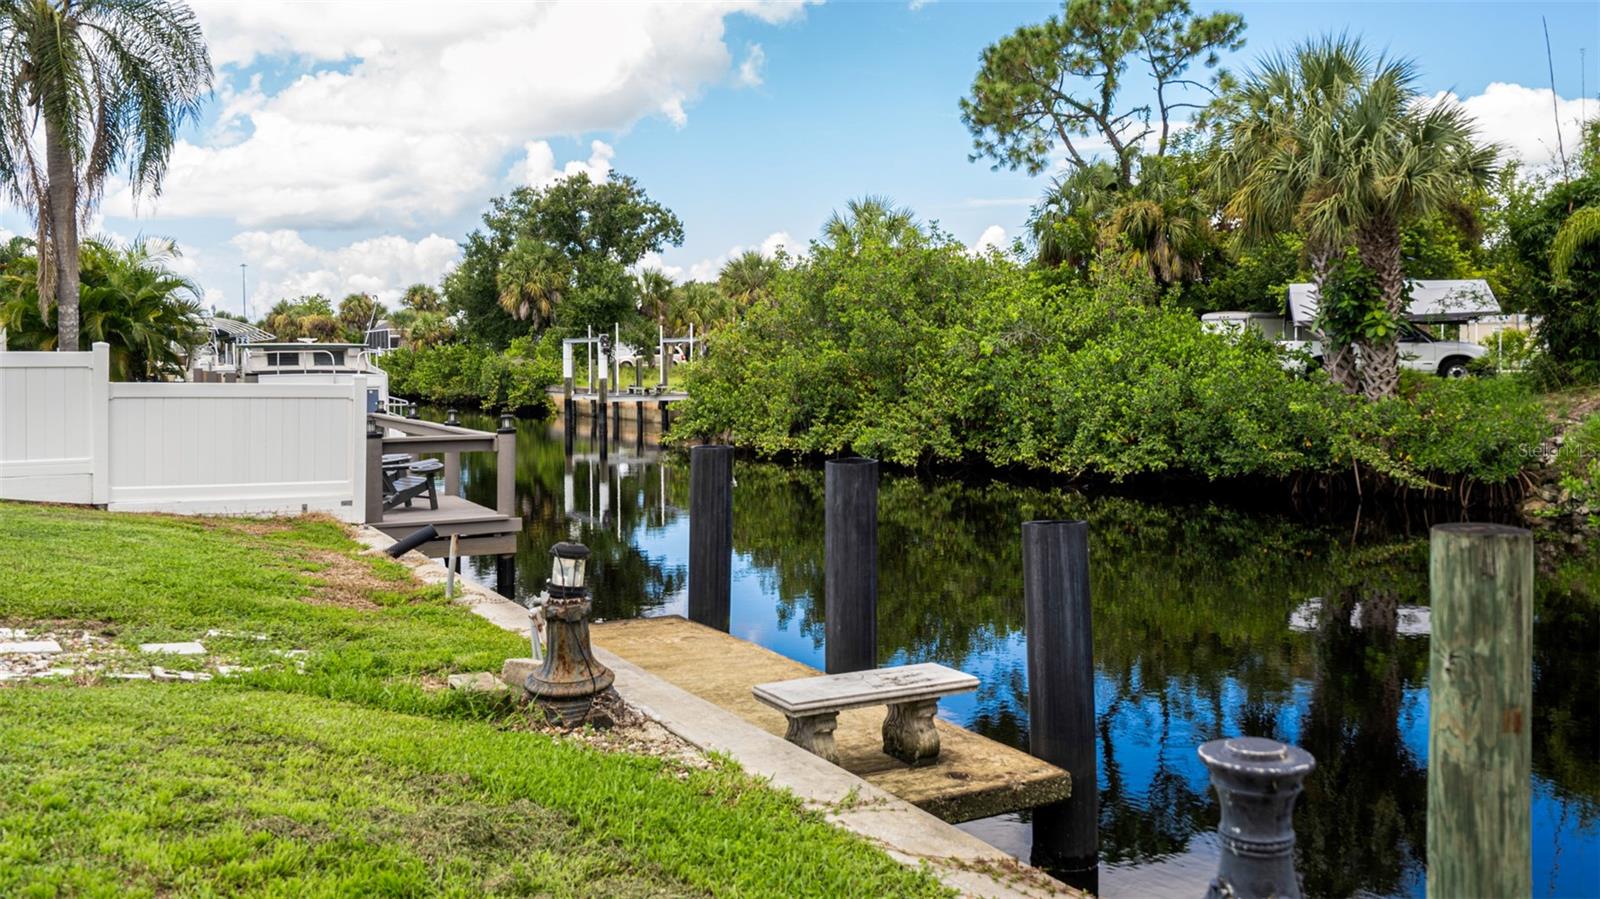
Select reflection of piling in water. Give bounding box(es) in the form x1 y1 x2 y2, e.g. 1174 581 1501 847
825 458 878 674
1428 523 1532 899
688 445 733 632
1021 519 1098 893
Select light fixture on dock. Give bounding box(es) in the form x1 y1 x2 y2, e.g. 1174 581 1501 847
406 403 419 419
524 541 615 726
546 542 589 597
498 412 516 433
446 408 460 426
366 416 382 438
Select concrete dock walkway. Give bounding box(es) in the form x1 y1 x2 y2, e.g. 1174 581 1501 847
591 616 1072 823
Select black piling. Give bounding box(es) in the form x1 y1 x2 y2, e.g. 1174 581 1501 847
1022 519 1098 893
688 445 733 632
495 554 516 600
824 457 877 674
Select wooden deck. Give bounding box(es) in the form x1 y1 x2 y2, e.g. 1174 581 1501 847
591 616 1072 823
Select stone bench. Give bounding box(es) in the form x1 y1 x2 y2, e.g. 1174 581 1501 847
752 663 978 766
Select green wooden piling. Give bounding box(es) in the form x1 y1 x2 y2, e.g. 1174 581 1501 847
1427 522 1532 899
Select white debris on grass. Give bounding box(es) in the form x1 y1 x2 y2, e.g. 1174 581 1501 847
151 666 213 683
138 641 207 656
0 627 27 640
204 629 269 641
0 640 62 654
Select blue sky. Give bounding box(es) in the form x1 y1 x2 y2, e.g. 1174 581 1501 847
3 0 1594 317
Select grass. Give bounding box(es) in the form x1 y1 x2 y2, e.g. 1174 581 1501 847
0 502 950 898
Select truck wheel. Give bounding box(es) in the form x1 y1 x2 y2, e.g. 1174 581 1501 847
1439 356 1470 378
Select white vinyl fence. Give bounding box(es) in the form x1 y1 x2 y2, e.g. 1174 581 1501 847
1 343 368 520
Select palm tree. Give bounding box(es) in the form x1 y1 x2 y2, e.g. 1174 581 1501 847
1211 38 1494 398
1029 163 1121 270
1098 159 1215 289
405 310 453 347
401 283 443 313
0 0 212 352
821 195 921 252
495 240 566 327
1549 206 1600 281
637 269 673 326
0 237 202 379
337 292 378 337
1336 75 1496 399
717 250 777 310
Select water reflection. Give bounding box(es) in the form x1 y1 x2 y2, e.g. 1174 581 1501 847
453 411 1599 898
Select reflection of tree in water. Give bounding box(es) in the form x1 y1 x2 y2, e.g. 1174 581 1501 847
457 412 684 619
1294 583 1428 898
1095 688 1214 863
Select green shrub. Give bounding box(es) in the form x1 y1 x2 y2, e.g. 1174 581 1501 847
1554 414 1600 520
677 232 1546 487
379 340 557 413
1470 328 1538 374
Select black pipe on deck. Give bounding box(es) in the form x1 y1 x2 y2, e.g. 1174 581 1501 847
1022 519 1098 893
386 524 437 557
824 457 877 674
688 445 733 632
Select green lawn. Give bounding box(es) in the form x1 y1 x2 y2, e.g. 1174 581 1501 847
0 502 949 898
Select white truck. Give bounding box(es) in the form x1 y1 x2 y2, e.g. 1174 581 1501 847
1202 312 1486 377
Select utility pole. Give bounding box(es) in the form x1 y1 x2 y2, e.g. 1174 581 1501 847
240 263 248 320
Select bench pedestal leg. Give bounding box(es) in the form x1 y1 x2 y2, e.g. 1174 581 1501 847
883 699 940 765
784 712 839 764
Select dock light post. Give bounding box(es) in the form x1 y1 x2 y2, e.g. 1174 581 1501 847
366 416 383 439
525 542 616 726
406 403 419 420
1198 736 1316 899
498 412 516 432
446 408 460 426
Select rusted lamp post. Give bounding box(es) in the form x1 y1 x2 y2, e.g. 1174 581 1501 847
524 541 615 726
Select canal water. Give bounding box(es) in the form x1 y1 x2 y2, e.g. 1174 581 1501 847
455 412 1598 898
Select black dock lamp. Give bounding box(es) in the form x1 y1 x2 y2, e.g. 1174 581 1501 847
446 408 461 426
366 416 383 439
498 412 516 433
406 402 420 420
525 541 615 725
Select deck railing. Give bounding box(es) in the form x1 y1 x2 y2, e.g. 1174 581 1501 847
364 412 515 525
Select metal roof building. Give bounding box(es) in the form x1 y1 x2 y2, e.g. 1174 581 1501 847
1287 279 1501 326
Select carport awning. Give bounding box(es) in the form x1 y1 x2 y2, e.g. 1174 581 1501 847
1287 279 1501 325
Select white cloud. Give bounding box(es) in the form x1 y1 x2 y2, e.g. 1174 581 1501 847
106 1 813 230
737 44 766 87
637 230 795 284
231 230 461 313
1429 83 1594 168
759 231 794 258
969 224 1008 256
908 0 934 10
511 140 615 189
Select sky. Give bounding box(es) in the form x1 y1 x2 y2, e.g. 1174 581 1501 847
2 0 1596 318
